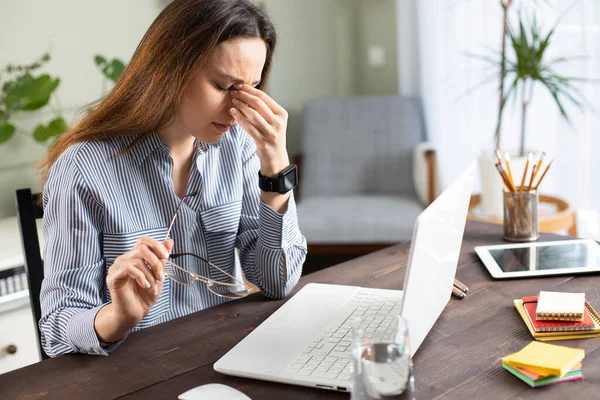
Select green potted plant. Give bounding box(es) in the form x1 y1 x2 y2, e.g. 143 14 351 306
0 53 67 145
476 5 590 218
0 53 126 146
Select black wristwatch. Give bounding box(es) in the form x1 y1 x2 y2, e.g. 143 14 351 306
258 164 298 194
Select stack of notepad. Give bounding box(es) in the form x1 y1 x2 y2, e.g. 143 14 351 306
513 291 600 340
502 342 585 387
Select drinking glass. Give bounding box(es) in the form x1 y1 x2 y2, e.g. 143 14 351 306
350 315 416 399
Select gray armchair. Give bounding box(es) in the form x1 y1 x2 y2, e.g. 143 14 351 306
295 95 438 257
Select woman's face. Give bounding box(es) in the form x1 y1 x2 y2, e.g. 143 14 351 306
175 38 267 144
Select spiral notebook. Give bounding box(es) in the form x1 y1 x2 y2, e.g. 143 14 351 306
536 291 585 321
523 296 595 332
514 298 600 341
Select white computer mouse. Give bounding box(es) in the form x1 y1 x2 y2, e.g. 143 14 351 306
178 383 251 400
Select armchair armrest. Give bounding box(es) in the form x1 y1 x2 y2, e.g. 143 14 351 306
413 143 440 206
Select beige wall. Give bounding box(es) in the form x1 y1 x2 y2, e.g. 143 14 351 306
264 0 399 152
356 0 399 95
263 0 358 152
0 0 166 218
0 0 398 218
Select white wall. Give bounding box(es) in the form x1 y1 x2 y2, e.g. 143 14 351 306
0 0 166 218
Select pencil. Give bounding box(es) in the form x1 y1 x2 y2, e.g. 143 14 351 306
528 152 546 191
454 278 469 293
495 148 503 165
452 286 466 299
496 163 516 192
504 152 515 190
526 164 537 192
519 153 532 192
533 160 553 191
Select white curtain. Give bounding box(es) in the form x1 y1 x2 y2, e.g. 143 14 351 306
398 0 600 238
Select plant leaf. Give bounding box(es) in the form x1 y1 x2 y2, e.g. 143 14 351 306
94 55 107 67
33 124 51 142
95 55 126 82
48 117 68 136
106 59 126 82
4 74 60 111
0 121 15 143
550 90 572 125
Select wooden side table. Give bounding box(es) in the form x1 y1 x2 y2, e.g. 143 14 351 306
468 194 578 237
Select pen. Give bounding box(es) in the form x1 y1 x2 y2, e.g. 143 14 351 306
452 286 466 299
453 278 469 293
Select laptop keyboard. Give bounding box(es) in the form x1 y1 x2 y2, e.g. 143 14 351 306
284 288 403 382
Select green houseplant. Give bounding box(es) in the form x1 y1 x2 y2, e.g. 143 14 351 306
0 53 67 145
0 53 126 146
471 3 591 218
498 14 589 156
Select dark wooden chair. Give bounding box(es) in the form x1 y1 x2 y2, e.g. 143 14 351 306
15 188 49 360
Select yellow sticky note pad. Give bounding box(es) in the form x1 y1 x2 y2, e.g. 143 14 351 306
501 341 585 378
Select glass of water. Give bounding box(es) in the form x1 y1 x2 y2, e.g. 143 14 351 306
350 315 415 399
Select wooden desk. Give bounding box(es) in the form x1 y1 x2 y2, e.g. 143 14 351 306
1 221 599 399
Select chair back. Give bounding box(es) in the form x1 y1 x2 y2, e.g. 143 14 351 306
300 95 426 198
15 188 48 360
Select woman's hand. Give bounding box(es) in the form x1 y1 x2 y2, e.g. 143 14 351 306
229 84 290 177
95 237 173 342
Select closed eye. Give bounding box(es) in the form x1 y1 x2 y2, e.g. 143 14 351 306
215 82 260 92
215 83 234 92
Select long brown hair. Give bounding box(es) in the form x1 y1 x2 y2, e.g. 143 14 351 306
38 0 276 186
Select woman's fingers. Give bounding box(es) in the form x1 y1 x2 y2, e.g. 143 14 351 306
111 263 152 291
138 236 170 280
108 236 172 296
164 239 174 254
234 84 285 116
231 99 273 137
230 108 265 141
231 90 275 124
137 245 164 282
130 258 161 295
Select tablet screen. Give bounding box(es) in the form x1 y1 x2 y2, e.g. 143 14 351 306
488 241 600 272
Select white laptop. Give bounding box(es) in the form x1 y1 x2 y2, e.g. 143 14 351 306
214 163 475 392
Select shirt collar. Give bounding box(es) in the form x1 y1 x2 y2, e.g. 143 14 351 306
129 130 221 166
130 131 170 166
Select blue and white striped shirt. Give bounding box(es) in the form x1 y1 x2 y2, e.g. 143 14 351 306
40 126 307 357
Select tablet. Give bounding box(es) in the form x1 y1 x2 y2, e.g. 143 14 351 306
475 239 600 279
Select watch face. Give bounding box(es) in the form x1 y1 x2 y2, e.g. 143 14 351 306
282 165 298 191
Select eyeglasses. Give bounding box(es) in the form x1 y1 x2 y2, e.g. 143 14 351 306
162 192 249 299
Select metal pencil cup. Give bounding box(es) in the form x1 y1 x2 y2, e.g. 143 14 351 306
503 190 539 242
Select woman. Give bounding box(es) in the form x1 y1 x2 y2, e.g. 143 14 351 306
38 0 307 357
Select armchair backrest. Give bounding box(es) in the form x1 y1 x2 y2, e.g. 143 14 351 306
300 95 425 198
